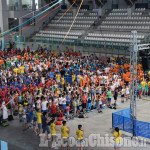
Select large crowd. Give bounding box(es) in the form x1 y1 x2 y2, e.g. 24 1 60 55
0 47 150 149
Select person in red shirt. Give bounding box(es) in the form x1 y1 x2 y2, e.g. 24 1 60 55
51 102 57 118
82 93 87 113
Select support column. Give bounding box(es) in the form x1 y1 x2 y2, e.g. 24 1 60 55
32 0 36 11
18 0 22 11
19 18 23 36
130 30 138 122
72 8 77 17
0 0 9 49
127 3 135 16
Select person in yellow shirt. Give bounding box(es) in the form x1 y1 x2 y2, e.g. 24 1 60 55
80 76 83 86
148 71 150 79
13 67 19 76
61 76 65 86
76 124 84 150
72 74 76 83
113 127 122 150
50 119 57 148
20 65 25 74
56 73 61 83
18 104 23 122
141 80 146 96
61 121 70 150
36 109 42 135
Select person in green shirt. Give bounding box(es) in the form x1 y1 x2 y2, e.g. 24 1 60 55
138 83 142 99
6 60 11 68
107 88 112 105
145 82 149 96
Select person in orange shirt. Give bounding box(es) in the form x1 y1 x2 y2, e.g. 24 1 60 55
82 76 86 87
0 59 4 66
95 77 98 86
86 76 90 85
29 63 33 72
120 80 124 87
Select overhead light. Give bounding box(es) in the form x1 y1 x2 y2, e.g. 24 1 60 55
14 18 17 20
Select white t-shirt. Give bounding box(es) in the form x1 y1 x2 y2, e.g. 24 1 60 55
59 97 63 105
62 98 66 105
41 101 48 110
54 98 58 106
36 100 41 109
126 87 130 95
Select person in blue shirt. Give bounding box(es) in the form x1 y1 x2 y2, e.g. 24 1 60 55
26 104 33 128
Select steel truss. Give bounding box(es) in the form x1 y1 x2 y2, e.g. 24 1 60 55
130 30 150 136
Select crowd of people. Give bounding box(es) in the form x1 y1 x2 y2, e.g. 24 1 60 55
0 47 150 149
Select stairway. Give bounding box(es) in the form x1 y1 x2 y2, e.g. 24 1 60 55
95 0 107 7
124 0 137 7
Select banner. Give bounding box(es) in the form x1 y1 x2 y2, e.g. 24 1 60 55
69 46 73 50
57 46 60 51
6 43 10 48
120 50 125 54
23 44 26 48
30 43 33 47
44 44 47 48
38 44 41 48
49 45 52 49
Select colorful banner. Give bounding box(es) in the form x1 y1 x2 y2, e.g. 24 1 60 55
44 44 47 48
6 43 10 48
30 43 33 47
120 50 125 54
38 44 41 48
69 46 73 50
23 44 26 48
107 49 112 53
49 45 52 49
57 46 60 50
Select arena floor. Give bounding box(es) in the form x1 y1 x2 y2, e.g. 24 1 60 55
1 96 150 150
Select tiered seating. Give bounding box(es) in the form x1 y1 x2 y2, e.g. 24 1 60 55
55 16 97 20
40 30 82 36
109 12 128 16
102 21 150 25
48 24 90 28
88 33 144 39
89 12 97 16
100 25 150 30
35 33 79 39
109 12 142 16
112 9 127 12
51 20 94 24
135 8 145 11
106 16 150 20
84 36 131 43
84 32 142 43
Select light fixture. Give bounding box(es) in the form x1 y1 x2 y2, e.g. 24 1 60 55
14 18 17 20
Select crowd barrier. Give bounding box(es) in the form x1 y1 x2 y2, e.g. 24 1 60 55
112 108 150 138
1 141 8 150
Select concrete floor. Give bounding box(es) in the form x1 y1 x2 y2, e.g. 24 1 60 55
1 96 150 150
